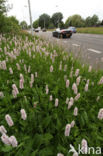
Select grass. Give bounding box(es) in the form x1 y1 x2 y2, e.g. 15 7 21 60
0 33 103 156
77 27 103 34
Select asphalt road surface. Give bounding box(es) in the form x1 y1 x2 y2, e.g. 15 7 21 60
35 31 103 69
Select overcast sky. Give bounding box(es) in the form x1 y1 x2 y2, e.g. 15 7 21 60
7 0 103 24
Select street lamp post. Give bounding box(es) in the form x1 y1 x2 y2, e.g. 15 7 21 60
28 0 33 35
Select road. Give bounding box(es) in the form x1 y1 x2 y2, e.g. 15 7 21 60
35 31 103 69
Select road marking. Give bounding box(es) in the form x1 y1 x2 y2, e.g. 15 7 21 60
72 44 80 47
88 48 102 54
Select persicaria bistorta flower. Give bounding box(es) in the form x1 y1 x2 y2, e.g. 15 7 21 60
0 125 7 134
76 76 81 86
74 93 80 101
74 107 78 116
16 63 21 70
0 92 4 98
9 67 13 74
9 136 18 147
1 134 10 145
64 124 71 136
55 98 59 107
84 83 88 92
68 101 73 110
66 79 70 88
12 84 19 94
75 69 80 77
19 79 24 89
96 96 100 102
98 108 103 120
98 76 103 85
81 139 88 154
71 120 75 128
20 109 27 120
64 64 67 71
72 83 78 94
5 114 14 127
50 95 53 101
12 84 19 98
50 65 53 72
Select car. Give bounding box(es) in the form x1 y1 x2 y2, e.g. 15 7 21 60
34 28 39 32
68 27 76 33
42 28 46 32
52 28 72 38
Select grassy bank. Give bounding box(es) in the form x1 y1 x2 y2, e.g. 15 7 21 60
77 27 103 34
0 33 103 156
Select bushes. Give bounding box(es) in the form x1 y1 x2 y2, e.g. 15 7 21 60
0 16 21 33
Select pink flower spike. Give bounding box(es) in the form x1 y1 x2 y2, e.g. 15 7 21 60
66 79 70 88
1 134 10 145
74 107 78 116
20 109 27 120
5 114 14 127
98 108 103 120
65 124 71 136
55 98 59 107
9 136 18 147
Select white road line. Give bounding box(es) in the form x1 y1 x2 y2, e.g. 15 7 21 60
72 44 80 47
88 48 102 54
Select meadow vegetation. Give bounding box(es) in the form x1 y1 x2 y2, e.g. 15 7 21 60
0 33 103 156
77 27 103 34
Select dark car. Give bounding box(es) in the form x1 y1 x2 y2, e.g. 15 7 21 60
52 28 72 38
42 28 46 32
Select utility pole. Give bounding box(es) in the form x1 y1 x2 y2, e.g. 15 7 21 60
28 0 33 35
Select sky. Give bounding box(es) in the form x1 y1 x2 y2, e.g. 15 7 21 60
7 0 103 24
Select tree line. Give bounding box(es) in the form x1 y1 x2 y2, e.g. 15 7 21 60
32 13 103 29
0 0 103 33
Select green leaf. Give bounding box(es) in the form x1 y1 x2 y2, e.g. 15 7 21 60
1 145 13 152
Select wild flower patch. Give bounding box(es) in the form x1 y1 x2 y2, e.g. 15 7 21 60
0 33 103 156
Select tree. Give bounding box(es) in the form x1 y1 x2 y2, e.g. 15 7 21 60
0 0 7 15
39 13 50 28
0 16 21 33
85 16 92 27
20 21 28 29
91 14 99 26
0 0 7 32
33 19 39 28
85 15 99 27
51 12 63 28
65 14 85 27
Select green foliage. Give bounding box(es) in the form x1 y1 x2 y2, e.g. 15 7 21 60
0 33 103 156
51 12 63 28
77 27 103 34
20 21 28 29
85 15 99 27
65 14 85 28
39 13 50 28
0 16 21 33
33 19 39 29
0 0 6 15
